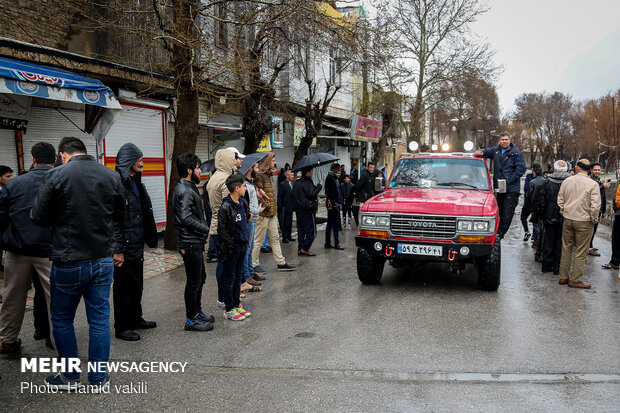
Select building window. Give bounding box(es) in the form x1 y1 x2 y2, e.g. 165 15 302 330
329 49 342 86
215 4 228 49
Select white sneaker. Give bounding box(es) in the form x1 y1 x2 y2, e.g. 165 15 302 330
216 300 225 309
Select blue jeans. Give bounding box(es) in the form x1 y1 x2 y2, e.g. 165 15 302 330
222 245 247 312
50 258 113 384
244 220 257 280
261 234 269 248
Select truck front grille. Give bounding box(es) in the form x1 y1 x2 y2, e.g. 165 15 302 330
390 214 456 239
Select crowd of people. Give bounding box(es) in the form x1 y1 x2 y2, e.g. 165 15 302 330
4 131 611 391
520 158 619 288
0 138 383 391
476 132 615 289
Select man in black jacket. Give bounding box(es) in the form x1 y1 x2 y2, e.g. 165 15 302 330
112 143 158 341
588 162 610 256
475 132 527 238
173 153 214 332
0 143 55 354
355 162 376 204
31 137 125 390
292 167 322 256
537 160 571 275
277 170 295 243
325 163 344 250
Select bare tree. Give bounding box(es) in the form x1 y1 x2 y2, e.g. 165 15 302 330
379 0 498 145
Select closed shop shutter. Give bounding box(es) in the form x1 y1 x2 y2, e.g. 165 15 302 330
0 129 18 172
103 103 168 226
22 107 95 164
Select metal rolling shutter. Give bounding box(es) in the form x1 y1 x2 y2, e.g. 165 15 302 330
103 103 168 226
0 129 18 172
22 107 96 163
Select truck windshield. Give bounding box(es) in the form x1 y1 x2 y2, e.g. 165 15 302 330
389 158 490 190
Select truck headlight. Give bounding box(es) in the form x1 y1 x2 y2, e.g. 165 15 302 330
473 221 489 232
457 220 473 231
361 215 389 228
362 215 376 226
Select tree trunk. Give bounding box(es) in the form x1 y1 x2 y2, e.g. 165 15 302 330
163 0 200 250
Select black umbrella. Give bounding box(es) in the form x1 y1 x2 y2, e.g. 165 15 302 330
199 158 216 173
292 153 340 172
239 152 269 176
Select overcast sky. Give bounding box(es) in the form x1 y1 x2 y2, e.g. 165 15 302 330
471 0 620 114
356 0 619 115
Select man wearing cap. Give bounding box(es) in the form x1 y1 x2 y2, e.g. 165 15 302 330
112 143 158 341
557 159 601 288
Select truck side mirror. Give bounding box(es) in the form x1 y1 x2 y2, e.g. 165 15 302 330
374 176 385 193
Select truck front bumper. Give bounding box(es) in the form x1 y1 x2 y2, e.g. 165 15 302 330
355 236 493 262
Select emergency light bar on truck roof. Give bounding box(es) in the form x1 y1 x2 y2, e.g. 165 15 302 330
399 152 477 157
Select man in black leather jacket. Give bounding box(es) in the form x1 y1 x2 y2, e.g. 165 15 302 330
173 152 214 332
292 167 322 256
112 143 158 341
31 137 125 390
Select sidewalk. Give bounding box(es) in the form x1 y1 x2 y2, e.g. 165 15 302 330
0 246 184 311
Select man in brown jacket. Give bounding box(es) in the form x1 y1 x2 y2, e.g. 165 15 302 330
251 153 296 274
557 159 601 288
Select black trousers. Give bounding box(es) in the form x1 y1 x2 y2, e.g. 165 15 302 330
542 222 563 273
520 201 531 233
342 204 352 219
497 192 520 237
113 259 144 330
325 206 341 246
352 205 360 226
281 208 293 240
179 244 207 319
32 273 50 338
296 210 316 252
221 245 246 312
611 216 620 266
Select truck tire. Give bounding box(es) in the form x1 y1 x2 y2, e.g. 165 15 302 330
357 248 385 284
475 238 501 291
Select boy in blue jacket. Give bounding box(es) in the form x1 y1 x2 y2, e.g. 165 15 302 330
217 174 252 321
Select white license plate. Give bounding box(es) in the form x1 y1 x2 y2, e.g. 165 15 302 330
397 244 443 256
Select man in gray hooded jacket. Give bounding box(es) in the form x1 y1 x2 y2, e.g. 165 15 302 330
112 143 158 341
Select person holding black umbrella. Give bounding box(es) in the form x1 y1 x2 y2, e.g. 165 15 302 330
292 167 322 256
324 163 344 250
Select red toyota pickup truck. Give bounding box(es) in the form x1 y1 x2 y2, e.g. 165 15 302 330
355 153 501 291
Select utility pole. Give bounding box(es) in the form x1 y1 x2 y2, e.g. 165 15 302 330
613 96 617 170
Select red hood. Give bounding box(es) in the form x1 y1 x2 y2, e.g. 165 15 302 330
362 188 497 217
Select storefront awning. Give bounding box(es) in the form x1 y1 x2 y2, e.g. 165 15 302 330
0 57 122 140
200 122 242 132
322 120 350 134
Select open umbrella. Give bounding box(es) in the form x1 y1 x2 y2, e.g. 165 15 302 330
292 153 340 172
199 158 216 173
239 152 269 176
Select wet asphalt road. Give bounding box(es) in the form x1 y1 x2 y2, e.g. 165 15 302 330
1 216 619 412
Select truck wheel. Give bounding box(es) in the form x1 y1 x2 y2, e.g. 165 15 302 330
357 248 385 284
475 239 501 291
